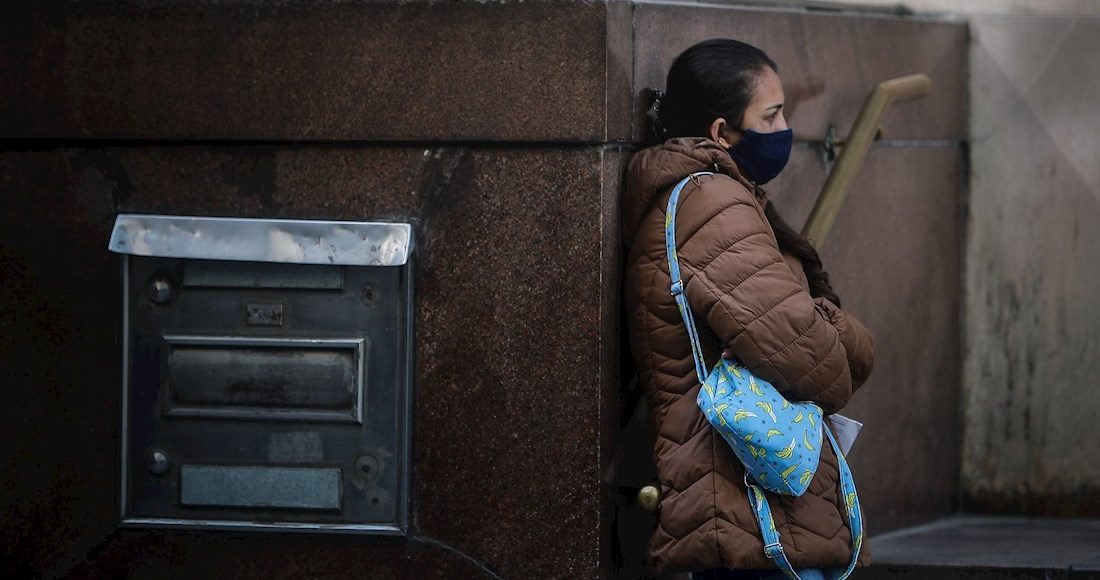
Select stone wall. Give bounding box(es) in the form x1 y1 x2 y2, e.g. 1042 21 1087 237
0 1 967 577
814 0 1100 516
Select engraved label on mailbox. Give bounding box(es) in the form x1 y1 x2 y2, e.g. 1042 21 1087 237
180 465 343 511
245 302 285 326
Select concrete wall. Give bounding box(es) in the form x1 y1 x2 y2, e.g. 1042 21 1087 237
836 0 1100 15
962 12 1100 514
723 0 1100 16
820 0 1100 514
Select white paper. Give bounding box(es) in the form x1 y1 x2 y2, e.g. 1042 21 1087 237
826 413 863 456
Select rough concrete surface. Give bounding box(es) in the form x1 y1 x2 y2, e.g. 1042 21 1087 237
962 14 1100 514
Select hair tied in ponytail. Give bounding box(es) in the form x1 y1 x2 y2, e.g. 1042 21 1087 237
642 87 668 145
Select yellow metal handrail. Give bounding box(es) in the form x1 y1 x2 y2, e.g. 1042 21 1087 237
801 74 933 247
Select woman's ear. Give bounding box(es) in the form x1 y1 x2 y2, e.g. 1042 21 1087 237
709 117 740 149
708 117 728 147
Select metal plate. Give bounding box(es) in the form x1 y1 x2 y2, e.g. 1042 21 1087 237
109 214 412 266
180 465 343 511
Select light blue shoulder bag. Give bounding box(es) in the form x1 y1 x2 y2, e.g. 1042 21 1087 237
665 172 864 579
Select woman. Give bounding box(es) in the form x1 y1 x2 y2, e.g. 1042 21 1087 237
622 39 876 579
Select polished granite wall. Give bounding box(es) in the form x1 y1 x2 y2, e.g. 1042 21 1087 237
0 145 624 579
0 1 965 577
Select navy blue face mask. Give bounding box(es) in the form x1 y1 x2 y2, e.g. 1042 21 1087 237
726 128 793 185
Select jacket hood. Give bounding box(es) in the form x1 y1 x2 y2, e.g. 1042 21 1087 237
622 137 759 247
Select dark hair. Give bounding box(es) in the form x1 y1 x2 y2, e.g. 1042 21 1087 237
650 39 841 307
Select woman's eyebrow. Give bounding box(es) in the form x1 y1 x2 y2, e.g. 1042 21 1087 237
767 103 784 112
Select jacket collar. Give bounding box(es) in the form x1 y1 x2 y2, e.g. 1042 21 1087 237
622 137 765 247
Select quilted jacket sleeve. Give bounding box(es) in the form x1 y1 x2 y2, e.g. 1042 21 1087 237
814 296 875 392
673 176 862 414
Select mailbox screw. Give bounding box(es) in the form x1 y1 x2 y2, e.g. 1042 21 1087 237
355 454 380 481
150 278 173 304
360 286 379 306
147 449 171 476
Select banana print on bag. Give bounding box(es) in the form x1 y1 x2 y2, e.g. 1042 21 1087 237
799 469 814 487
755 401 777 422
748 376 765 397
733 409 758 422
780 464 799 480
714 403 730 427
775 438 797 459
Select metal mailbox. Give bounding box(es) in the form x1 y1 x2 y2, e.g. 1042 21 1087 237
109 215 413 534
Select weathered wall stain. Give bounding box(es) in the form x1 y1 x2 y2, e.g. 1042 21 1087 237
963 14 1100 512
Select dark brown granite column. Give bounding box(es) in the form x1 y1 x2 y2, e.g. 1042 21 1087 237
1 0 631 576
1 144 624 578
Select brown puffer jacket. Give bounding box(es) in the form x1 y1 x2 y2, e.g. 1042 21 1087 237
622 138 875 575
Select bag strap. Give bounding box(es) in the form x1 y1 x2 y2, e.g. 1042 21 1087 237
664 172 715 384
746 426 864 580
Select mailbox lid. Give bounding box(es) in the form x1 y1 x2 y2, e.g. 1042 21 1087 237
109 214 412 266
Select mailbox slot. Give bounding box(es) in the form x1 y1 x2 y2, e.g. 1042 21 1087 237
164 336 365 423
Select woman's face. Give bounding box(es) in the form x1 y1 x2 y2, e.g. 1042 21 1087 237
713 66 788 148
741 66 788 134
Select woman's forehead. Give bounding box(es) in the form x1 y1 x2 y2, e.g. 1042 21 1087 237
751 68 785 109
